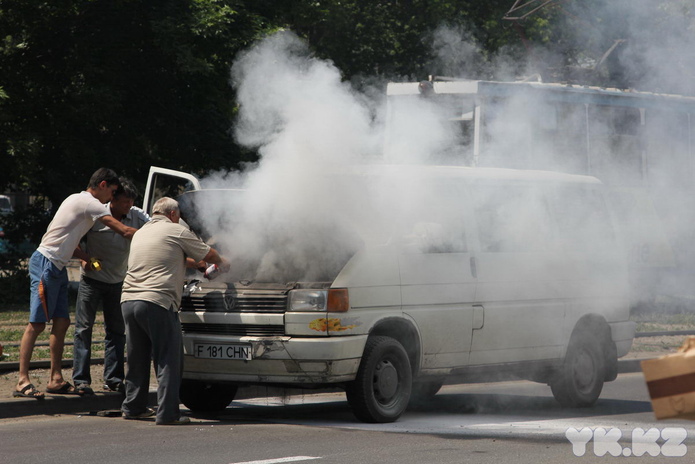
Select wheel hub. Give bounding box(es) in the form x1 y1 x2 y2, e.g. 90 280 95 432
375 361 398 400
573 350 595 391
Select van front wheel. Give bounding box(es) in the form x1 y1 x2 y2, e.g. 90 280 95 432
346 336 412 423
550 332 605 407
180 380 238 412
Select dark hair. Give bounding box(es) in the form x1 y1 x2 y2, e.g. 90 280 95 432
88 168 120 189
114 177 139 200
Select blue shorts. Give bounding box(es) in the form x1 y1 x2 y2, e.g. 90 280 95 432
29 251 69 323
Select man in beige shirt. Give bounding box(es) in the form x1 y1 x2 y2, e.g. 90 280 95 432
120 197 230 425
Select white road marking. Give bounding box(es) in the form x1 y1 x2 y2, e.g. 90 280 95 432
229 457 322 464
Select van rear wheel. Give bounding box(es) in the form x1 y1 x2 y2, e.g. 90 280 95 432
550 332 605 407
346 336 412 423
179 380 238 412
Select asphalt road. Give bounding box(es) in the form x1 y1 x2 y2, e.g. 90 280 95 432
2 372 694 464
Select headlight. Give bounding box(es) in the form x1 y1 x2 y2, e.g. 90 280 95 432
288 289 327 311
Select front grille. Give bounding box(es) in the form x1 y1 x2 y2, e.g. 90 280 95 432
181 323 285 337
181 293 287 313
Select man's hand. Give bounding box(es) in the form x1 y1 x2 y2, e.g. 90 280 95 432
218 257 231 273
202 248 231 273
186 258 208 272
122 226 137 239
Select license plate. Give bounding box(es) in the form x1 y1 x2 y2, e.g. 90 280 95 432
194 343 252 360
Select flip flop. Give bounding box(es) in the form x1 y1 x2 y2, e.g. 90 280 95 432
13 383 45 399
45 382 83 395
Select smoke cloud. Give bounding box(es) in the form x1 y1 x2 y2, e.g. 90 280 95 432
194 32 385 282
186 5 695 311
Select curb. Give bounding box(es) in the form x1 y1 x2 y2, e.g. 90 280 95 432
0 391 153 420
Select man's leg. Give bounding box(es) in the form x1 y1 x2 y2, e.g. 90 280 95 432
16 322 45 392
16 250 49 394
44 261 70 391
121 300 152 416
102 281 126 388
149 305 183 424
47 316 70 390
73 278 100 387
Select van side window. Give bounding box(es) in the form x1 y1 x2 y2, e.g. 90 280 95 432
399 183 468 254
550 185 616 252
471 184 554 252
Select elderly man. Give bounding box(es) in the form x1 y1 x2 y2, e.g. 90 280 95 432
72 178 150 395
120 197 230 425
14 168 137 399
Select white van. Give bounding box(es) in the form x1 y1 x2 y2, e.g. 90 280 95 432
143 165 635 423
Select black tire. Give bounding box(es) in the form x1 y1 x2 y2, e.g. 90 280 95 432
179 380 238 412
550 331 605 407
346 336 412 423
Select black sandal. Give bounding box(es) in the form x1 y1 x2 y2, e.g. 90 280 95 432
46 381 83 395
13 383 45 399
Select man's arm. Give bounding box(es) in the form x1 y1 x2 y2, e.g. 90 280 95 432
98 215 137 239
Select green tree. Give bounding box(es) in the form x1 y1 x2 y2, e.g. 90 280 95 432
0 0 265 206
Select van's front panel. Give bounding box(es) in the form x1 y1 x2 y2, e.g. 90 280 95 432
400 252 476 369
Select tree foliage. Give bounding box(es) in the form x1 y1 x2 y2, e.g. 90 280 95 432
0 0 265 205
1 0 693 205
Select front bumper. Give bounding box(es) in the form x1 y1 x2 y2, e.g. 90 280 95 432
610 320 637 357
182 333 368 385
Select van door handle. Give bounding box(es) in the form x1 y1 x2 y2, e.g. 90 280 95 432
470 257 477 279
473 305 484 330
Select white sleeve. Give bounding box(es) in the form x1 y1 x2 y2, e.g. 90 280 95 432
85 199 110 221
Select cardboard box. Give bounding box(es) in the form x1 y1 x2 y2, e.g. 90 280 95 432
642 336 695 420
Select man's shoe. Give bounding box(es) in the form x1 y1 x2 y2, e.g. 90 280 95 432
104 382 125 393
122 407 156 420
75 383 95 395
156 416 191 425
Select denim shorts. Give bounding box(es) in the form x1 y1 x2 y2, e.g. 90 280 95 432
29 251 69 323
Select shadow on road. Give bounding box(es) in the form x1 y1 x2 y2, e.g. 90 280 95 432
185 390 653 425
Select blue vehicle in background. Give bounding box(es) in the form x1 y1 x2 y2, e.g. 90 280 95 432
0 225 7 254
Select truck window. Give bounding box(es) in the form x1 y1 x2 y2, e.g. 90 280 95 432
146 173 198 213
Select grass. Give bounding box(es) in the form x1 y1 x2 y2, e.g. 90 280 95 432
0 307 107 362
633 312 695 333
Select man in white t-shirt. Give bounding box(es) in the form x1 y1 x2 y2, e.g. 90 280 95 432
13 168 138 399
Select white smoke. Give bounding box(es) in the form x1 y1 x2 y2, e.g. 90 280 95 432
186 10 695 310
194 32 384 282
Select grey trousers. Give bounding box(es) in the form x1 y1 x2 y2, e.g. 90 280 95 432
73 277 125 387
121 300 182 424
